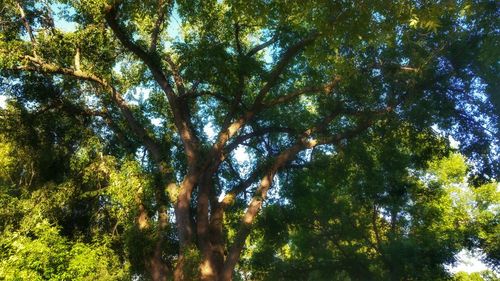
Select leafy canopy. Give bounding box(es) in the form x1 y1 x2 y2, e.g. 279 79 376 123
0 0 499 280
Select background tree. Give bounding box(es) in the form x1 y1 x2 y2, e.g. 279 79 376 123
0 0 499 280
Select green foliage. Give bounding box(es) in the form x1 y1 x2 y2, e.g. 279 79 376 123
0 219 128 280
0 104 133 280
453 271 500 281
472 182 500 269
242 143 498 280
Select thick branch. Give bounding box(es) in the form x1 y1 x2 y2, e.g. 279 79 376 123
105 6 166 87
104 4 180 103
211 31 319 165
221 110 384 280
219 164 265 209
246 34 279 57
221 142 305 280
164 55 186 96
104 5 175 99
104 4 199 165
253 31 319 106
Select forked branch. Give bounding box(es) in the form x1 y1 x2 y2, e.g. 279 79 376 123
104 4 175 99
105 3 199 165
253 31 319 106
221 107 390 280
212 31 320 161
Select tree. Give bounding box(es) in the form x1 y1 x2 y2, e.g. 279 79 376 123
0 0 499 280
0 97 131 280
242 151 499 280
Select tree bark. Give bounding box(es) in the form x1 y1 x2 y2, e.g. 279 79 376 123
220 144 304 280
173 253 187 281
198 174 217 281
149 241 169 281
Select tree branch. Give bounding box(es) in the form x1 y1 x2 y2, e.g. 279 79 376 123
263 77 341 108
246 34 278 57
16 55 165 166
110 0 205 253
253 31 319 106
211 31 320 166
104 4 200 165
15 1 37 56
149 0 168 52
221 142 304 280
164 55 186 96
219 164 265 210
221 107 390 279
104 5 173 98
224 126 294 155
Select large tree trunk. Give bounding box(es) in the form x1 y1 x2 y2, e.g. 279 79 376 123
173 253 186 281
209 206 226 280
149 242 169 281
197 170 214 280
144 182 171 281
173 168 199 281
199 255 218 281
